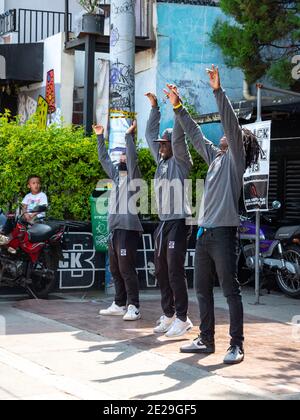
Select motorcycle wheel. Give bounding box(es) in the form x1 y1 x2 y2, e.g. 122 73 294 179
27 250 58 299
276 244 300 299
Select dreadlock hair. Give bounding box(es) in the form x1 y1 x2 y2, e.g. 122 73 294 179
242 128 264 170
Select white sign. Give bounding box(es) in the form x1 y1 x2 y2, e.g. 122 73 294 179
243 120 272 212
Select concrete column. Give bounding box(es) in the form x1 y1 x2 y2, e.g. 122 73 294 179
109 0 136 160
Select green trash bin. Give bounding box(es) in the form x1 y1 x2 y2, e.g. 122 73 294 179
90 184 111 252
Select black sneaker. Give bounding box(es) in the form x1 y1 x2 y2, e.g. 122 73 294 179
180 336 215 354
223 345 244 365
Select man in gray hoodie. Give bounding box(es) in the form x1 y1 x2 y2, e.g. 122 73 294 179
93 122 143 322
145 91 193 338
164 66 260 364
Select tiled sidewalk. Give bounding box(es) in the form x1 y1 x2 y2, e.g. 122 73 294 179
14 293 300 398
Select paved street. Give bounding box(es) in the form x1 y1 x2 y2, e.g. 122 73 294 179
0 288 299 400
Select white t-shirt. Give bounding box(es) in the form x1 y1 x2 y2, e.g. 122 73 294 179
22 192 48 219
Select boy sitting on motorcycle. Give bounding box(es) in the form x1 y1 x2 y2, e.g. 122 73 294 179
0 175 48 245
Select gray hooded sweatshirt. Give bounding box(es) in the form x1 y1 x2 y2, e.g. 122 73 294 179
175 88 246 228
145 107 193 221
97 134 143 233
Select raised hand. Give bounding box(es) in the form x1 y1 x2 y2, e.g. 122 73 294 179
93 124 105 136
206 65 221 91
126 120 137 135
163 84 181 107
145 92 158 108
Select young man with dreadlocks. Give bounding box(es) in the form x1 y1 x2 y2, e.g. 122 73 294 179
165 65 261 364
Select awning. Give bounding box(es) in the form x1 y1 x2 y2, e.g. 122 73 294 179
0 43 44 85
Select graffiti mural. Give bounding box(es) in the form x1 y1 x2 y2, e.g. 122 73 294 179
112 0 135 16
109 0 136 157
18 93 37 124
110 59 135 111
110 24 120 47
36 95 49 129
45 69 56 114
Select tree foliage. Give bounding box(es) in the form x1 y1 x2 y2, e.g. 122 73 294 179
211 0 300 89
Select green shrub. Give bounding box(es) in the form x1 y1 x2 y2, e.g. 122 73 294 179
0 112 106 221
0 113 208 221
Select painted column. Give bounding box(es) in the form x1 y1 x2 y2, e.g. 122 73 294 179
109 0 136 163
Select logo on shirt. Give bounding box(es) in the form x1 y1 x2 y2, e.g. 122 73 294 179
169 241 175 249
120 249 127 257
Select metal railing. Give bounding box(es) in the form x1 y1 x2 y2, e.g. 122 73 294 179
1 2 151 43
0 9 16 37
17 9 72 44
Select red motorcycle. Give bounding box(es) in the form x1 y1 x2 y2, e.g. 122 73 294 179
0 205 65 299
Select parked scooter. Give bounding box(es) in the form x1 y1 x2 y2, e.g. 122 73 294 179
238 201 300 298
0 205 65 299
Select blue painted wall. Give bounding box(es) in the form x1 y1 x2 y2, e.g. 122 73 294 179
156 3 244 144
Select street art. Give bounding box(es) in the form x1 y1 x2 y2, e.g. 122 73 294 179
112 0 135 16
58 232 105 290
45 69 56 114
18 93 37 124
109 1 135 158
110 59 135 111
110 24 120 47
56 231 196 290
36 95 49 129
47 107 62 126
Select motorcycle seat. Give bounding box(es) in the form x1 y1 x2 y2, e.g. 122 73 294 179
275 226 300 240
28 223 62 243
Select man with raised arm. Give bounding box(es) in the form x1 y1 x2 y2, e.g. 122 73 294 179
165 66 262 364
145 91 193 338
93 121 143 322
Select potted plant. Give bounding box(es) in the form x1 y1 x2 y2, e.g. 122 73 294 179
78 0 105 35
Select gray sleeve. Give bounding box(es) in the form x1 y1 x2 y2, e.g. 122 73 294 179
175 106 219 165
145 107 161 163
172 113 193 170
126 133 141 180
214 88 244 161
97 135 117 180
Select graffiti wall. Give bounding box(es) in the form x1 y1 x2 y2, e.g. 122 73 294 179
17 32 74 126
156 3 244 143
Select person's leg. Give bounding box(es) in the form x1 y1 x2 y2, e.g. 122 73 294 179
180 231 216 353
109 231 127 308
194 235 216 345
154 223 175 319
210 228 244 349
117 230 140 309
166 221 191 322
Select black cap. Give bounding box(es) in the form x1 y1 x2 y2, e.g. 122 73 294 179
154 128 173 143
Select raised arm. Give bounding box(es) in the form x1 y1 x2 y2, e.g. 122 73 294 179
145 93 160 163
174 106 219 165
125 121 142 180
214 88 244 160
93 125 117 180
207 65 244 160
164 84 219 165
172 113 193 170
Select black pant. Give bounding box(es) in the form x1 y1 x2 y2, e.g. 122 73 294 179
109 230 141 308
154 219 192 322
194 227 244 348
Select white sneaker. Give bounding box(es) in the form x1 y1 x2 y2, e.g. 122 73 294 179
156 315 165 325
123 305 141 321
99 302 126 316
165 317 193 338
153 315 176 333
